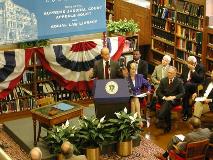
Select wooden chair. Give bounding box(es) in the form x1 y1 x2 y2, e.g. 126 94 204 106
36 96 55 142
169 139 209 160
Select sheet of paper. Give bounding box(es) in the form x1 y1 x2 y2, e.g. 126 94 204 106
175 134 185 141
195 97 206 102
133 93 147 98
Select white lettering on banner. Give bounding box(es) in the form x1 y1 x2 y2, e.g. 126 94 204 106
50 24 67 28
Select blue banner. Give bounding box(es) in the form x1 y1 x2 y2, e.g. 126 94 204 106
0 0 106 44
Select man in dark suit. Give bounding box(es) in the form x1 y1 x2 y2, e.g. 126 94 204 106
156 66 185 133
155 117 212 160
90 47 120 79
127 49 148 79
193 70 213 118
180 56 205 121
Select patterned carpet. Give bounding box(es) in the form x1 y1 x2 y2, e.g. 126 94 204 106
0 129 164 160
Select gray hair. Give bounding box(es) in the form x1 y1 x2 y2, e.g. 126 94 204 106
162 55 171 63
187 56 197 64
168 66 177 72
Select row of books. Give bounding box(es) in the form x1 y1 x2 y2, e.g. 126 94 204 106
176 38 202 54
175 61 183 74
36 68 52 81
209 34 213 45
152 17 175 33
176 25 202 43
153 28 175 42
177 13 203 30
0 97 35 114
176 0 204 17
152 5 176 21
153 0 175 8
206 60 213 73
207 48 213 59
152 39 175 55
21 70 34 84
122 39 138 53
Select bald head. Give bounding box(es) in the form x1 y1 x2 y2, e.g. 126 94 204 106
61 141 73 159
30 147 42 160
101 47 110 61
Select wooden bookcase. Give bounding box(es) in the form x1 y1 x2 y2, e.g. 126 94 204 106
150 0 208 74
106 0 115 21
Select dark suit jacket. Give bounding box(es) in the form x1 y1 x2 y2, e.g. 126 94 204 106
127 59 148 79
93 59 120 79
156 77 185 101
180 63 205 84
199 78 213 111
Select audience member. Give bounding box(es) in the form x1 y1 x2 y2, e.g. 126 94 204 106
155 117 212 160
180 56 205 121
30 147 42 160
127 63 151 119
89 47 120 79
61 141 87 160
193 70 213 118
156 66 185 133
127 49 148 79
150 55 171 110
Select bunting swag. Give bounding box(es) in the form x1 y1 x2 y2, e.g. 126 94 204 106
0 49 33 99
36 36 125 91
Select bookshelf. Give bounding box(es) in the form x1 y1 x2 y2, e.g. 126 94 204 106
150 0 207 74
204 27 213 75
106 0 115 21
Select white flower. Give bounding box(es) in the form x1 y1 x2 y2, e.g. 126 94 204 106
115 112 121 118
62 123 66 129
65 120 69 128
100 116 105 123
129 115 136 124
124 107 127 113
133 112 137 119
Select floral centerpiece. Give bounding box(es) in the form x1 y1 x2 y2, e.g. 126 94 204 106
43 120 76 154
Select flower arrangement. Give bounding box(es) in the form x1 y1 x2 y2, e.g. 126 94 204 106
43 120 76 154
107 19 140 36
108 108 143 142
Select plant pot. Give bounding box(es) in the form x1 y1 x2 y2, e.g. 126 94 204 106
116 140 132 156
126 32 134 37
86 147 100 160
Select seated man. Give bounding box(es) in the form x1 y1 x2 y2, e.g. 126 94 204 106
150 55 171 110
180 56 205 121
61 141 87 160
193 70 213 118
155 117 212 160
30 147 42 160
127 49 148 79
156 66 185 133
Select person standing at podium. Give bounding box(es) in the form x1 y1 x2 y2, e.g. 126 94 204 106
128 63 151 119
90 47 120 79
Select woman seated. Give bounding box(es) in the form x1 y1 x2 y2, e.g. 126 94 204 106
127 63 151 118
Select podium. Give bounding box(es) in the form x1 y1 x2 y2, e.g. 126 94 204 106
94 79 130 119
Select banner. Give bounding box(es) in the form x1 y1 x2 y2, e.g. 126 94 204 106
0 0 106 44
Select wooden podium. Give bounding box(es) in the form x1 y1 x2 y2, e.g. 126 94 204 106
94 79 130 119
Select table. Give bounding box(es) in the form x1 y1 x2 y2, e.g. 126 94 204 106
31 100 83 146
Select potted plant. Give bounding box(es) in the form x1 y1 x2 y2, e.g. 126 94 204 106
107 19 140 36
43 120 76 155
72 116 107 160
108 108 143 156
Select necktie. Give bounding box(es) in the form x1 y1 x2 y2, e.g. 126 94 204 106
169 79 173 87
105 61 109 79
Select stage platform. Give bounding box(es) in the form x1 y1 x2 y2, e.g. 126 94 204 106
4 104 95 160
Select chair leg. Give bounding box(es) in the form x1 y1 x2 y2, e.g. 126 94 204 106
37 123 41 142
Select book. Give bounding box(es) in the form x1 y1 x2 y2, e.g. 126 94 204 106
53 103 74 111
195 97 206 102
175 134 185 141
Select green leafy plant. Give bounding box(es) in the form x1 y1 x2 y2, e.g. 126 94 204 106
43 120 76 154
72 116 110 152
108 108 143 142
18 39 49 49
107 19 140 35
